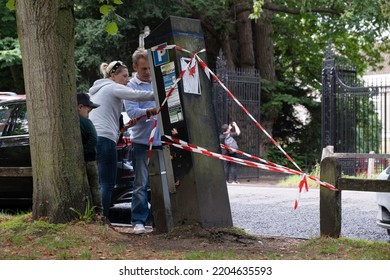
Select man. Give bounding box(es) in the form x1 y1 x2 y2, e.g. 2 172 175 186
124 49 160 234
220 121 241 184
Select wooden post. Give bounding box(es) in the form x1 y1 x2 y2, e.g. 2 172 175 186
321 145 334 161
320 157 341 238
367 151 375 178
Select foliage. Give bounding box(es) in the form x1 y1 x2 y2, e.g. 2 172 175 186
1 0 18 64
381 0 390 19
263 78 322 171
278 161 321 187
1 0 23 92
74 0 175 91
355 97 382 153
267 0 390 91
0 37 20 68
97 0 124 35
5 0 13 11
3 0 390 176
69 196 96 223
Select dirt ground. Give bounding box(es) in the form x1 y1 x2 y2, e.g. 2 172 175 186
109 173 301 259
109 223 306 260
110 172 300 259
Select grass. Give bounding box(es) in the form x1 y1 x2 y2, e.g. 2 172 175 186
277 162 380 187
1 212 389 260
297 237 390 260
278 162 321 187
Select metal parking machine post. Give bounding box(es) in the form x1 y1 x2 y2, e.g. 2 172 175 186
145 16 232 228
148 148 174 233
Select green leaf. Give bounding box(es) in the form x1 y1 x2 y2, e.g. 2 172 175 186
99 5 114 16
112 0 124 5
6 0 15 11
105 22 118 35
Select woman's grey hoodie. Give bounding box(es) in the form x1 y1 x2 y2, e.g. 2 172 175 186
88 78 154 143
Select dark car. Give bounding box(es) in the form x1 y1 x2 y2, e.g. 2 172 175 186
0 98 136 211
0 91 21 102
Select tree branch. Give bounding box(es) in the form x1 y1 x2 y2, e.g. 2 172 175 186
233 1 343 17
174 0 220 38
264 2 342 16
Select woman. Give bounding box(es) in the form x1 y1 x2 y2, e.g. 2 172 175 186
88 60 157 219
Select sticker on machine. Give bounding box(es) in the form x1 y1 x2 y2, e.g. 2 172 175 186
152 42 170 66
161 61 183 124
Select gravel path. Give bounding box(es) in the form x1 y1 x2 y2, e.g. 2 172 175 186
228 183 390 242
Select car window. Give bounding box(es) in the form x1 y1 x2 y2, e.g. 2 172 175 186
12 103 28 136
0 103 16 136
0 103 28 136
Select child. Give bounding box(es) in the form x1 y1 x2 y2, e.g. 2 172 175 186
77 93 103 216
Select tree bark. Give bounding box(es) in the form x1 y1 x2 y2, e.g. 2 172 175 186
235 1 255 69
220 32 235 70
15 0 90 223
254 10 276 83
254 8 277 156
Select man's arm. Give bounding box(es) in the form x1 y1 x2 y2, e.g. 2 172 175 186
232 121 240 136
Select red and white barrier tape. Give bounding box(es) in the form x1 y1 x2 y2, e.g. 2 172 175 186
196 49 307 207
144 44 338 208
165 135 336 192
146 118 158 165
145 50 199 163
195 54 302 173
221 143 336 191
163 138 299 175
151 44 302 173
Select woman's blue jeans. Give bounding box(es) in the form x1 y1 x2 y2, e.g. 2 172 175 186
96 136 117 217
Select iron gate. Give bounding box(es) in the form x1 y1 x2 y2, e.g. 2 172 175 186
212 51 261 179
322 43 390 175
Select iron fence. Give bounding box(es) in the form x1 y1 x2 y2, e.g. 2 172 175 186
322 43 390 175
212 52 261 179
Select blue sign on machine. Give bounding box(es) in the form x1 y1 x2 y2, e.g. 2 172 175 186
152 42 170 66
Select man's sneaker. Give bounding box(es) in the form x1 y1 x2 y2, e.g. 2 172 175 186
134 224 146 235
232 181 239 184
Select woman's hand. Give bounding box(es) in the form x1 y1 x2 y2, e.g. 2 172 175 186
146 107 159 117
122 119 137 131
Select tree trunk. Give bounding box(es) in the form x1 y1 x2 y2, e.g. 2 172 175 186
254 8 277 156
220 32 235 70
254 11 276 83
15 0 90 223
235 1 255 69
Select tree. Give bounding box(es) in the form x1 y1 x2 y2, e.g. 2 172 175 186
15 0 90 223
172 0 390 168
6 0 390 213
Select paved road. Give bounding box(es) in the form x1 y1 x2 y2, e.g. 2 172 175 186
228 184 389 242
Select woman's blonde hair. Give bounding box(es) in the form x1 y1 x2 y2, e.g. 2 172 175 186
100 61 127 78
